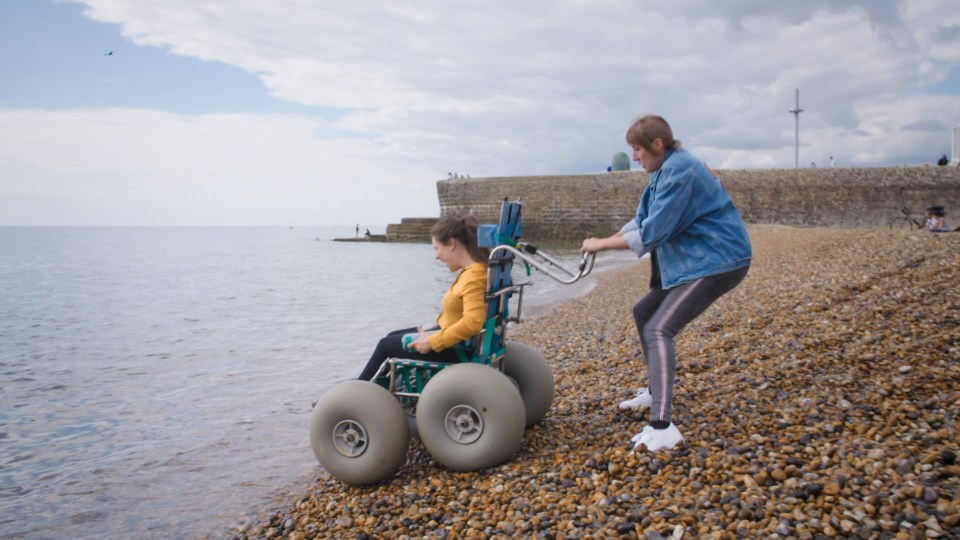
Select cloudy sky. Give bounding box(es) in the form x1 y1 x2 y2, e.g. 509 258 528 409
1 0 958 226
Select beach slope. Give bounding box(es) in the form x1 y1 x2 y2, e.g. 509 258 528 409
240 226 960 539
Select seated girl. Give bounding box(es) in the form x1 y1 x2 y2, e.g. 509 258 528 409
924 206 949 232
358 216 489 381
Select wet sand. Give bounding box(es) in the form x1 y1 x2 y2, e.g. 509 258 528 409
236 226 960 539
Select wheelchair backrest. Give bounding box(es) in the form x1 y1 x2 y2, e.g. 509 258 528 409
477 199 523 359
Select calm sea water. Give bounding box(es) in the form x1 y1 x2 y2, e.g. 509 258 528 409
0 226 633 539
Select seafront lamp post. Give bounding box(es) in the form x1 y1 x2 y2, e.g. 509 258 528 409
788 88 804 169
953 124 960 165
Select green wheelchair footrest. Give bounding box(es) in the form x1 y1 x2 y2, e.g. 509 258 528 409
389 359 447 394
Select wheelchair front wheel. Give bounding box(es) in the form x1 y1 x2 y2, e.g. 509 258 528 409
416 363 524 471
503 340 554 428
310 380 410 485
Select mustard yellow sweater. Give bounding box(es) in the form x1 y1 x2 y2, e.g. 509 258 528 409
428 262 488 352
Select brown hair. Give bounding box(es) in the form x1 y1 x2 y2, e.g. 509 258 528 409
431 215 490 264
625 114 681 155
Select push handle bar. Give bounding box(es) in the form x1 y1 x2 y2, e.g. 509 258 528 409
488 244 596 285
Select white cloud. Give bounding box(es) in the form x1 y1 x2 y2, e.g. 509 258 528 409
4 0 958 224
0 108 437 225
899 0 960 66
129 3 950 146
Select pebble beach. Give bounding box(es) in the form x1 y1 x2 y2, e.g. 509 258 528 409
237 225 960 540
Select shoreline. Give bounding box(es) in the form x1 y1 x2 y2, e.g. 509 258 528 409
235 226 960 539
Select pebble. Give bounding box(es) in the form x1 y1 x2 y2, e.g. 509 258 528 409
233 227 960 539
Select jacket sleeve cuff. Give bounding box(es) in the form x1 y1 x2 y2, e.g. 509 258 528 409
621 228 647 257
427 332 446 352
619 220 639 235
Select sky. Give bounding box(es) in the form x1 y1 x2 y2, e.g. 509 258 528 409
1 0 959 226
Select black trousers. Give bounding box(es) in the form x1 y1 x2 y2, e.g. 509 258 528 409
358 327 461 381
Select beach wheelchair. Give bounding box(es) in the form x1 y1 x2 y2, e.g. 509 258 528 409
309 199 596 485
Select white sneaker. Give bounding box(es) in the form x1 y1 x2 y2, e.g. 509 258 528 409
629 423 684 453
618 387 653 410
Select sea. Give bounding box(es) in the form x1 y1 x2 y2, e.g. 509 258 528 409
0 226 637 539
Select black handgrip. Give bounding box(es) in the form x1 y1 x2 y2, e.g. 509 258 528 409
522 244 538 254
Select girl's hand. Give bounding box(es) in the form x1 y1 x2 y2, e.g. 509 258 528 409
412 330 433 354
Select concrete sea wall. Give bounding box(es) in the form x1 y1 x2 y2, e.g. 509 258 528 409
385 218 438 242
387 167 960 242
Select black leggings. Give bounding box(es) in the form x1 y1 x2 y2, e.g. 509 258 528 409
632 265 749 424
358 327 462 381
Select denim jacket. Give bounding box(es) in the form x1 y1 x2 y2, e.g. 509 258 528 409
620 148 752 289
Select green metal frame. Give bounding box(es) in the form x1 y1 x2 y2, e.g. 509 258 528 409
371 284 526 406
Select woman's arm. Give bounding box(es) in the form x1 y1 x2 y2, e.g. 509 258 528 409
583 198 648 256
581 233 629 254
425 271 487 352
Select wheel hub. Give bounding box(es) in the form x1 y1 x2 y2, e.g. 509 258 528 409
332 419 368 457
443 404 483 444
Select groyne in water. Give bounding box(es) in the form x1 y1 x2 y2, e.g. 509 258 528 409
387 166 960 242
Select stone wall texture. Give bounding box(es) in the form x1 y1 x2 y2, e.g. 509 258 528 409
385 217 438 242
429 167 960 242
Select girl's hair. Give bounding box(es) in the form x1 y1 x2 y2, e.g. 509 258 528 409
431 215 490 264
625 114 682 154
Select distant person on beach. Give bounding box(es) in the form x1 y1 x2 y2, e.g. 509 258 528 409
355 224 359 238
937 155 949 166
830 156 835 168
364 228 371 238
580 114 752 453
358 216 489 381
924 206 949 232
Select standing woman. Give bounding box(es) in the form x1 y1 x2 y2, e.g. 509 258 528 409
581 114 752 452
358 216 489 381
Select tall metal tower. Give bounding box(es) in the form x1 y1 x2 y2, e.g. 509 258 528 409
953 124 960 165
788 88 804 169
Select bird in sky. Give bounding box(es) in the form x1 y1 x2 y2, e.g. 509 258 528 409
104 51 114 56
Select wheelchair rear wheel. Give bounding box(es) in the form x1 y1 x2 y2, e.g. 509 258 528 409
310 380 410 485
416 363 524 471
502 340 554 428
